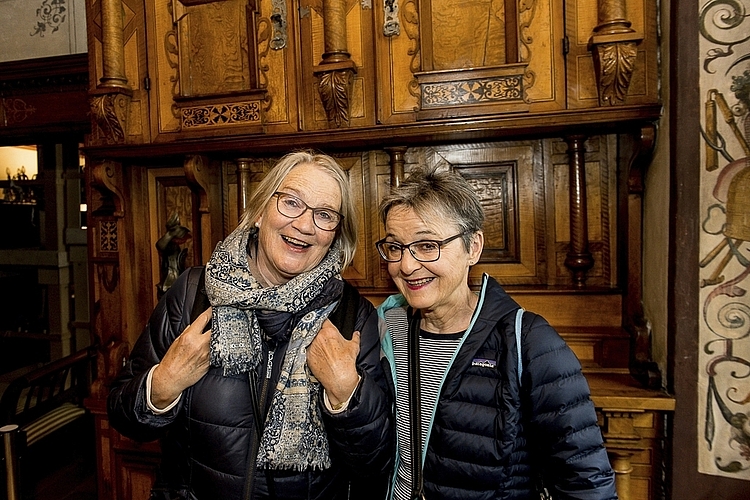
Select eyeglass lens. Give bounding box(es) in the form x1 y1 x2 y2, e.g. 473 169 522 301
275 192 342 231
377 233 464 262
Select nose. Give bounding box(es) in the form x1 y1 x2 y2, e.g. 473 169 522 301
291 207 316 233
398 248 422 274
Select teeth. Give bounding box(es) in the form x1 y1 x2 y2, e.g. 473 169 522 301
283 235 310 247
408 278 432 286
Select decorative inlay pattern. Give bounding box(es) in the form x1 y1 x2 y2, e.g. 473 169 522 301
421 76 524 108
181 101 262 129
1 98 37 125
100 220 118 252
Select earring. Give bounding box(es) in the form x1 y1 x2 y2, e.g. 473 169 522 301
254 222 260 228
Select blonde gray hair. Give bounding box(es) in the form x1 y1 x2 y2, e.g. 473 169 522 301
238 151 358 268
379 167 484 251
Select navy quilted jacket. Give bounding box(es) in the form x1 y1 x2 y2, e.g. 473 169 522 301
108 267 393 500
378 274 618 500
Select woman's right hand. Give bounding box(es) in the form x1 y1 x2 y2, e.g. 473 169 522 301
151 307 212 409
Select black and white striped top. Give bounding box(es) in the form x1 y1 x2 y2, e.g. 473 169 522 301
391 323 464 500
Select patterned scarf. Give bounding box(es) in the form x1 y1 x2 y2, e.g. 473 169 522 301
204 226 343 471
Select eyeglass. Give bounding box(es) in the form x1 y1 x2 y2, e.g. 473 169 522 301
272 192 343 231
375 233 466 263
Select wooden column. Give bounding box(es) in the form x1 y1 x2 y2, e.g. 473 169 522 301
564 135 594 287
99 0 128 89
236 159 253 218
89 0 132 145
314 0 357 128
385 146 407 189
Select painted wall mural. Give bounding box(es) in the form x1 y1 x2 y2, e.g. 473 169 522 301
0 0 86 63
698 0 750 480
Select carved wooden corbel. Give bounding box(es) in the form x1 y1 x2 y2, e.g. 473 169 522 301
86 160 126 361
589 0 643 106
89 0 132 145
314 0 358 128
89 92 130 145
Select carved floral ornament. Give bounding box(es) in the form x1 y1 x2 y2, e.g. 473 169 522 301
588 0 643 105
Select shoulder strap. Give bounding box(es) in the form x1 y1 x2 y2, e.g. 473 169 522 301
189 267 210 324
328 280 357 340
514 308 525 386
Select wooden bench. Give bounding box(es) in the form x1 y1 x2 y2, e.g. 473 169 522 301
0 346 97 498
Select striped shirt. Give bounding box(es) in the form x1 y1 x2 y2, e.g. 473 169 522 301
392 327 463 500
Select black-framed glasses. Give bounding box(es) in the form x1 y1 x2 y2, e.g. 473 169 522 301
375 233 466 263
272 192 343 231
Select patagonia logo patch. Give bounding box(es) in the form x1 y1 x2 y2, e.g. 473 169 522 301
471 358 496 368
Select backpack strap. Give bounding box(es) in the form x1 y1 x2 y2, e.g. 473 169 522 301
514 308 525 385
189 267 210 325
328 280 358 340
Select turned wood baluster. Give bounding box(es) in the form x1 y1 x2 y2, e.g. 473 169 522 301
236 159 253 217
385 146 408 189
564 135 594 287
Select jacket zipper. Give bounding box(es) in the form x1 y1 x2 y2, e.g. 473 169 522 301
243 346 275 500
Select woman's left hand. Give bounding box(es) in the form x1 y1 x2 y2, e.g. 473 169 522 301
307 319 361 407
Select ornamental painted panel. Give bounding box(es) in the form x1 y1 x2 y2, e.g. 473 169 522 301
697 0 750 481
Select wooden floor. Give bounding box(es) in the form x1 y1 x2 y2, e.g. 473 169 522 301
7 417 97 500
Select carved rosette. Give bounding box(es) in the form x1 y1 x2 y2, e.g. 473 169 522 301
316 66 356 128
89 91 131 145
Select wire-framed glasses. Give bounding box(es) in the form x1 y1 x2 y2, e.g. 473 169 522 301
273 192 343 231
375 233 466 262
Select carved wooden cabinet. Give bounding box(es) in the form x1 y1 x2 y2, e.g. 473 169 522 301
82 0 672 499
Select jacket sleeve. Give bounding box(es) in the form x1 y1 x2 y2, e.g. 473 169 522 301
522 313 619 500
322 293 394 479
106 267 201 442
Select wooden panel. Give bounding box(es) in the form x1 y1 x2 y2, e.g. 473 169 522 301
337 153 371 285
260 0 302 134
373 0 421 124
400 143 547 285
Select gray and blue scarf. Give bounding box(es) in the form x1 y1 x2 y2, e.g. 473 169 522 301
204 226 343 471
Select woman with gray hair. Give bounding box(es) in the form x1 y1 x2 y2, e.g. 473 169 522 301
376 167 617 499
108 151 393 500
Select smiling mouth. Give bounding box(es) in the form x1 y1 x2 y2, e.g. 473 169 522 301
282 235 311 248
405 277 433 287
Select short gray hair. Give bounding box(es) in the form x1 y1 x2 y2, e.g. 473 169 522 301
238 151 358 268
379 167 484 251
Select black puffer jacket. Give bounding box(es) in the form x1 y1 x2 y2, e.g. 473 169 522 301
108 267 393 500
378 274 618 500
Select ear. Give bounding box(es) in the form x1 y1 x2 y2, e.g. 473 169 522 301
469 231 484 264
